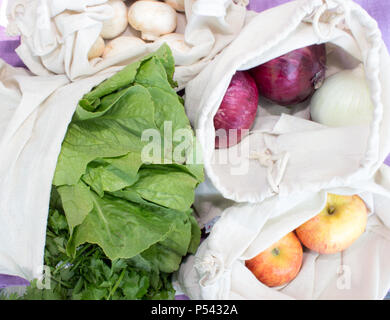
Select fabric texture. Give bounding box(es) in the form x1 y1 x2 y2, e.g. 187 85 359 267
178 0 390 300
1 0 389 67
247 0 390 52
3 0 247 89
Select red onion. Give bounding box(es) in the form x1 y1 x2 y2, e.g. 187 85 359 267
214 71 259 149
249 44 327 106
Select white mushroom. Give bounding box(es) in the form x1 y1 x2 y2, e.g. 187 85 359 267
164 0 185 12
103 36 146 59
155 33 200 65
156 33 190 53
128 0 177 41
101 0 128 40
88 36 105 60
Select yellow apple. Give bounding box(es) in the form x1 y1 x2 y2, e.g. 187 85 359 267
296 193 368 254
245 232 303 287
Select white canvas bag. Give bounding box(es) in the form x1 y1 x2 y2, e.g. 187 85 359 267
184 0 390 204
0 59 122 281
0 0 248 282
178 171 390 300
5 0 248 89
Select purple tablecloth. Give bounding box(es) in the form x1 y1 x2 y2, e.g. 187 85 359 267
0 0 390 297
0 27 24 67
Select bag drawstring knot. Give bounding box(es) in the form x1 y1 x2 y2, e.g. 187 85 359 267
249 148 290 194
312 0 348 41
195 252 224 287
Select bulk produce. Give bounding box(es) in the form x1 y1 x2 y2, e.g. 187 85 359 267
88 36 106 60
87 0 187 61
101 0 129 40
249 44 327 106
310 65 374 127
246 193 368 288
213 44 375 151
128 0 178 41
7 45 203 300
102 36 146 59
245 232 303 288
296 194 368 254
154 33 194 65
213 71 259 149
213 45 327 149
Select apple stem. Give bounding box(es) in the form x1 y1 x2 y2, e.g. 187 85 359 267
328 206 336 215
271 248 280 256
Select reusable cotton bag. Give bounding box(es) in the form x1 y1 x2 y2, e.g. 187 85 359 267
5 0 248 89
0 59 123 281
184 0 390 204
178 0 390 300
178 178 390 300
0 0 248 284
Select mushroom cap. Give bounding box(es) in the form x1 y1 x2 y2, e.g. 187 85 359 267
164 0 185 12
128 0 177 41
103 36 146 59
88 36 105 60
101 0 128 40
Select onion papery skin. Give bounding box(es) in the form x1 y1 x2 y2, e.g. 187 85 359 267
249 44 327 106
310 65 374 127
214 71 259 149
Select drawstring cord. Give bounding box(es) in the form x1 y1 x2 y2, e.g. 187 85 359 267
312 0 348 41
249 148 290 194
195 252 225 287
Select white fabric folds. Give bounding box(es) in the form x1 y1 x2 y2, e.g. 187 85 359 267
6 0 248 89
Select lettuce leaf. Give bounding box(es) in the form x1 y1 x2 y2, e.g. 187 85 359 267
65 193 192 261
24 44 203 300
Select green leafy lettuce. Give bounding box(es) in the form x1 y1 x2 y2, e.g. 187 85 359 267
15 44 203 300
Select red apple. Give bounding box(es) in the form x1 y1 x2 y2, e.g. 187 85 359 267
296 194 368 254
245 232 303 287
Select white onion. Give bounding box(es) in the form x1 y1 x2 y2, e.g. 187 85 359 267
310 65 374 127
